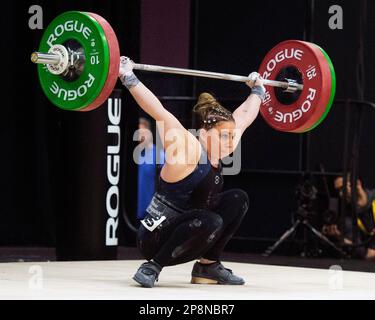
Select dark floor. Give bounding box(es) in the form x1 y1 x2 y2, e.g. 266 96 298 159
0 246 374 273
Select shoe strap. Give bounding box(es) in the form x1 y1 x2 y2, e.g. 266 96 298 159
142 261 162 274
216 262 233 274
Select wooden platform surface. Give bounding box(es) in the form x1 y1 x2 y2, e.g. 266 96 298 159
0 260 374 299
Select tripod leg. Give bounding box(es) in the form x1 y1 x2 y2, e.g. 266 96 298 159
304 221 348 258
263 220 301 257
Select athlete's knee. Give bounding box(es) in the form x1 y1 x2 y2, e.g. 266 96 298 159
189 211 223 232
188 211 223 244
228 189 250 215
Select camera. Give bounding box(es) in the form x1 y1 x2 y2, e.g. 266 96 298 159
295 178 318 217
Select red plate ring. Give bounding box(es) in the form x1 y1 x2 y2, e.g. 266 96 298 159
258 40 332 133
80 12 120 112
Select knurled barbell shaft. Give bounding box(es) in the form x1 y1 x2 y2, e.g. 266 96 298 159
30 51 304 91
133 63 304 91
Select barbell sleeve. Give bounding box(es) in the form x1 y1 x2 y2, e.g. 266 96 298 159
133 63 304 91
31 52 61 65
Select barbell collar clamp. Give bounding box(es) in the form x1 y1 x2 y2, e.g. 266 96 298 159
283 79 300 93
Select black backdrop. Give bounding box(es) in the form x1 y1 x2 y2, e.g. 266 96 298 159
1 0 375 249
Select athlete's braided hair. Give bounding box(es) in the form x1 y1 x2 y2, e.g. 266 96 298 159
192 93 234 130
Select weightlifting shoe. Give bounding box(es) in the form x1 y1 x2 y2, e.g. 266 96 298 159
133 260 162 288
191 261 245 285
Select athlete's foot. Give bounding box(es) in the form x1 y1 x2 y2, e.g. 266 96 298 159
133 260 162 288
191 261 245 285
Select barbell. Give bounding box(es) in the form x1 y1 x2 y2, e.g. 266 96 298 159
31 11 336 133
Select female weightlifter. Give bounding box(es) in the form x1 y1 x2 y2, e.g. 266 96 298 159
119 57 265 288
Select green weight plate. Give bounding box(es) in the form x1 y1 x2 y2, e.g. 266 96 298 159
37 11 110 110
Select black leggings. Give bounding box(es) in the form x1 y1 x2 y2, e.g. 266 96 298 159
136 189 249 267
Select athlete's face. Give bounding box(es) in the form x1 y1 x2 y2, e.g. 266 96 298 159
205 120 236 159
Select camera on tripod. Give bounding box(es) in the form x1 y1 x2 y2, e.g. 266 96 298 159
294 174 340 225
263 172 348 258
294 177 318 219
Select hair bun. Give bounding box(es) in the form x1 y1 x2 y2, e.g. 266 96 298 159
192 92 233 129
193 92 218 113
197 92 216 105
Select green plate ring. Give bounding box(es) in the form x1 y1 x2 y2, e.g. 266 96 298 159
303 44 336 132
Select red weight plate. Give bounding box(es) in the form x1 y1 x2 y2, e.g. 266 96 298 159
80 12 120 112
258 40 332 133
